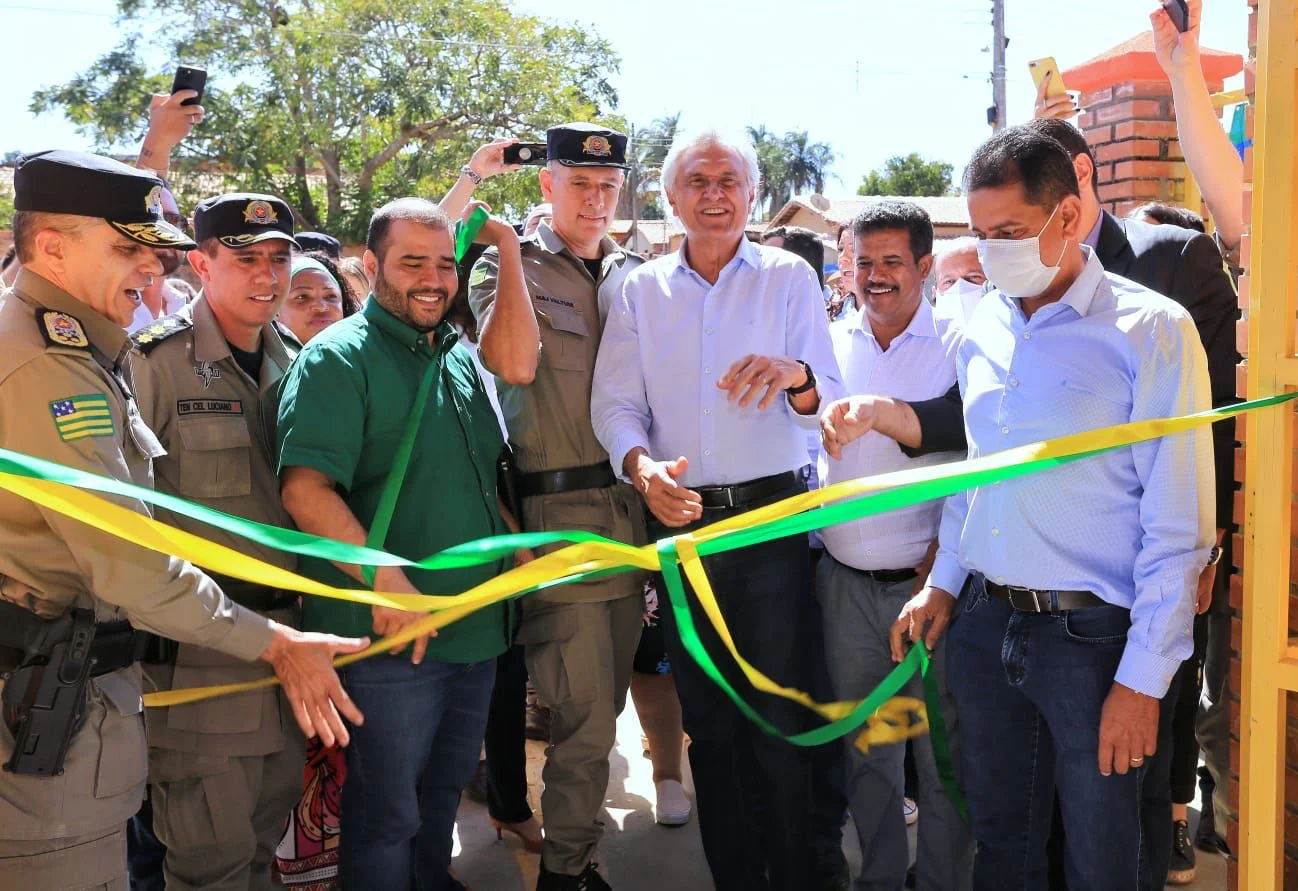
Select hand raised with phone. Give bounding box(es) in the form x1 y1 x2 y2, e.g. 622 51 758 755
1151 0 1200 76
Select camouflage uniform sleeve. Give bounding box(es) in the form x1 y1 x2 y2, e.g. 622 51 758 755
0 357 274 662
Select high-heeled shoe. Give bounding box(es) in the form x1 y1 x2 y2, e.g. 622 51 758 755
489 815 544 853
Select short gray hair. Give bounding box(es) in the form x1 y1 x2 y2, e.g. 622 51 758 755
935 236 979 261
661 128 761 195
12 211 97 264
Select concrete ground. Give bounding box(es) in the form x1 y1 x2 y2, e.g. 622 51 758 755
450 706 1228 890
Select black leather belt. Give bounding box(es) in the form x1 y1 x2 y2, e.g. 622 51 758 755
697 471 798 510
986 581 1108 613
208 573 298 613
517 463 617 498
858 567 918 584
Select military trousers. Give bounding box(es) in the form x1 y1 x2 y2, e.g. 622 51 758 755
0 826 128 890
151 742 304 891
518 595 643 875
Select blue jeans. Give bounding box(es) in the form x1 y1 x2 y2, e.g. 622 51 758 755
947 575 1143 891
338 655 495 891
126 788 165 891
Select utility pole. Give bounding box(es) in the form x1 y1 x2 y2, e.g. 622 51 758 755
991 0 1007 131
629 124 640 247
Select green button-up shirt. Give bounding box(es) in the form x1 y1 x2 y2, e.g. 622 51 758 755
276 298 510 663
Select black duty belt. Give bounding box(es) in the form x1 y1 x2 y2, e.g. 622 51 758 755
517 463 618 498
697 471 798 510
856 567 918 584
985 581 1108 613
207 573 299 613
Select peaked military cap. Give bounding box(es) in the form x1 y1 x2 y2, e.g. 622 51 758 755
14 150 196 249
194 192 299 249
546 123 629 170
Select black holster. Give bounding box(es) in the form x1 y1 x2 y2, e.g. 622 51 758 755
1 604 97 777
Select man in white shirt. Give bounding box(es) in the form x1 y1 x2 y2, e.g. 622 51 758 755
818 201 973 891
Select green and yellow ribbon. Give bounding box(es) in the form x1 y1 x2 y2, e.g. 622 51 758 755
0 393 1288 791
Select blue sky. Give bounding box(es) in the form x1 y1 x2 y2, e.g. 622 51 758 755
0 0 1247 198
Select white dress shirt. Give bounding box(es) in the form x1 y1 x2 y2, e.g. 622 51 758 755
819 298 960 571
592 237 844 488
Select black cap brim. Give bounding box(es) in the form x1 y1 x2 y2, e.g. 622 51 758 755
109 218 197 250
554 159 630 170
216 231 301 250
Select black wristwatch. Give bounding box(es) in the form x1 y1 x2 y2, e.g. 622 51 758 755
786 360 817 396
1206 545 1223 567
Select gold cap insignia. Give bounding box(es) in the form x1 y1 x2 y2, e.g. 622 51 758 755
582 135 612 157
243 200 278 225
42 311 89 349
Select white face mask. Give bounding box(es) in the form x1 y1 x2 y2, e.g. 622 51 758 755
976 203 1068 300
936 277 987 325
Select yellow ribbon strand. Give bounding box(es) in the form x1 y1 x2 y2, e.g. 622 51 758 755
0 397 1271 708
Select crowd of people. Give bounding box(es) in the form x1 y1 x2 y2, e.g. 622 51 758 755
0 1 1248 889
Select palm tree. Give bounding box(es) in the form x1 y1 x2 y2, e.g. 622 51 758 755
619 113 681 220
747 124 789 219
781 130 836 197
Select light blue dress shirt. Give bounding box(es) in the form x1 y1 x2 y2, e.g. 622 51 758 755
927 247 1214 698
592 237 844 488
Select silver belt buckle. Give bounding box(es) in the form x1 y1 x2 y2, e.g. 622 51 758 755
1009 585 1043 613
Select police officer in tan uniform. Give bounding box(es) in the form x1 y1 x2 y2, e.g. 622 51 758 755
129 192 306 890
0 150 365 891
468 124 645 891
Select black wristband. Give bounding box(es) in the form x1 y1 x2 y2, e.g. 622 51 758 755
786 361 817 396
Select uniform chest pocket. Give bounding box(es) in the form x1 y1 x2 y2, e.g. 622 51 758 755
177 417 253 498
539 304 590 372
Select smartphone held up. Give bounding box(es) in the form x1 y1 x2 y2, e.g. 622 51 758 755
503 142 547 166
171 66 207 107
1163 0 1190 33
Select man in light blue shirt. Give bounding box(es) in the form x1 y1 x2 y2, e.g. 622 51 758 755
886 127 1213 890
592 128 843 891
817 200 972 891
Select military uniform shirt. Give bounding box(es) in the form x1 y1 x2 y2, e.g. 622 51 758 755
468 222 647 602
275 298 511 663
0 270 273 841
129 295 300 759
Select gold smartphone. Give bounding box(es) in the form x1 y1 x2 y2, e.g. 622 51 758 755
1029 57 1068 99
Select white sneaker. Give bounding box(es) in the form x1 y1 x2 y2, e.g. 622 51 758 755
655 779 692 826
903 797 919 825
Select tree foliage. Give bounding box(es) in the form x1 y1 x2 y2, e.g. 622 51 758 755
31 0 621 240
746 126 835 218
857 153 954 197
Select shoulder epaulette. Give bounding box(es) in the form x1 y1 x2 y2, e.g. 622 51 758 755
130 314 192 354
37 309 92 352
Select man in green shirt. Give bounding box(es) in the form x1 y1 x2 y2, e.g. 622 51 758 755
276 197 527 889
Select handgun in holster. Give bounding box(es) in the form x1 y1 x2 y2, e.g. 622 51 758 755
0 600 140 777
0 602 96 777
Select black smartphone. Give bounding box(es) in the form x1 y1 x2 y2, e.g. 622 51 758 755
1164 0 1190 33
171 66 207 107
503 142 547 166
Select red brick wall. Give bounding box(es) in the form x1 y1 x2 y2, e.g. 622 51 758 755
1075 80 1205 219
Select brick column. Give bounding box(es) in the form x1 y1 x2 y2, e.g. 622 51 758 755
1061 33 1242 218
